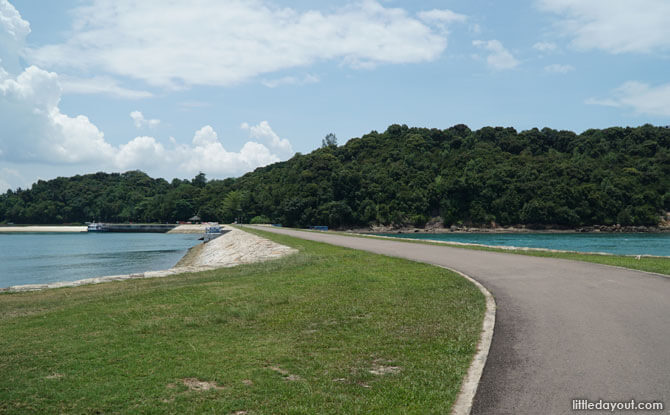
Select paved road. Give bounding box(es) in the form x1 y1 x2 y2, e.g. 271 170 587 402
249 226 670 414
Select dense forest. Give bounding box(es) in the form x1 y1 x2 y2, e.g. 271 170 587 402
1 124 669 228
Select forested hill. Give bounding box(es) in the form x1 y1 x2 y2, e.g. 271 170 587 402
2 124 669 228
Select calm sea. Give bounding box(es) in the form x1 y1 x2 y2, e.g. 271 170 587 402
376 232 670 257
0 233 200 288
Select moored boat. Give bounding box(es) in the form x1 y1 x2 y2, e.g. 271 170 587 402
87 223 106 232
203 224 223 242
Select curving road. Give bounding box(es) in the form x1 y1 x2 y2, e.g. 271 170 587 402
249 226 670 414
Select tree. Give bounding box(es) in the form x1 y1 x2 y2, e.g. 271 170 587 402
220 190 248 223
191 172 207 188
322 133 338 148
2 125 669 228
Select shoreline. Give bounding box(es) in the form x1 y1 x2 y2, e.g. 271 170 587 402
2 223 669 234
0 226 87 233
1 226 297 293
347 224 670 235
354 233 670 259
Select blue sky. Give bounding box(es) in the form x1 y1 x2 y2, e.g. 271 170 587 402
1 0 669 191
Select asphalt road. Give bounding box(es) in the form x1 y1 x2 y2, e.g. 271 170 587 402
249 226 670 414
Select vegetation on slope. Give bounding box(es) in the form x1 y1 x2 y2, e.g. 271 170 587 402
1 124 669 228
0 230 484 414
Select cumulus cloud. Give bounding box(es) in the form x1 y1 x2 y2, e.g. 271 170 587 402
537 0 670 53
0 66 290 175
0 0 30 73
544 64 574 74
0 65 289 178
130 110 160 129
586 81 670 117
473 39 519 70
175 126 279 176
0 65 115 164
110 125 284 177
26 0 455 88
0 65 290 175
241 121 293 157
0 0 293 190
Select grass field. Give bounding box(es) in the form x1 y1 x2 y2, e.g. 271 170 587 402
0 230 485 414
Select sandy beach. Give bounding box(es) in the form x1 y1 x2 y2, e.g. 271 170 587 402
167 224 209 234
1 226 296 293
0 226 87 233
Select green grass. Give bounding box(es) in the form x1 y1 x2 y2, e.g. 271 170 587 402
0 230 485 414
475 246 670 275
311 229 670 277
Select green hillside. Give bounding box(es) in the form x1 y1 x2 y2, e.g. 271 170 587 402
2 124 669 228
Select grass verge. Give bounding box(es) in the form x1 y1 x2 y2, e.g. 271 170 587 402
309 229 670 277
0 230 485 414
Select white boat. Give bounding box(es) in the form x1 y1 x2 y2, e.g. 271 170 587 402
203 224 223 242
87 223 106 232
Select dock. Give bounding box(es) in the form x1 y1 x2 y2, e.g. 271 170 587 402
90 224 178 233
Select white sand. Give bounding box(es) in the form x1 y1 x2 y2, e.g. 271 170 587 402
0 226 87 233
167 224 209 234
175 226 297 268
1 226 296 293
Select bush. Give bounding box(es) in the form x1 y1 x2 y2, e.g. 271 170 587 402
250 215 272 224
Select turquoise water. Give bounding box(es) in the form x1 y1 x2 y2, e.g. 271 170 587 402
376 232 670 257
0 233 200 288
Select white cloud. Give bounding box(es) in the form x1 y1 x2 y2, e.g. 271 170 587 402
0 67 289 175
418 9 467 24
0 0 30 73
261 74 319 88
175 126 279 176
27 0 452 89
533 41 557 52
59 76 153 99
0 65 115 164
241 121 293 157
473 39 519 70
115 136 168 170
0 167 22 192
537 0 670 54
130 110 160 129
0 1 292 188
0 0 28 39
0 66 288 177
544 63 574 74
586 81 670 117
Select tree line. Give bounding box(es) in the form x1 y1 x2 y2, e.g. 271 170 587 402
1 124 669 228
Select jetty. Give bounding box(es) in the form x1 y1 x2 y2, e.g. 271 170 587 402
88 223 177 233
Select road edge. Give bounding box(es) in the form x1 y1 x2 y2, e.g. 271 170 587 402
246 225 497 414
447 267 496 415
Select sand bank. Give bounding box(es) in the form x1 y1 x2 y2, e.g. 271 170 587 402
167 224 208 234
1 226 296 293
0 226 87 233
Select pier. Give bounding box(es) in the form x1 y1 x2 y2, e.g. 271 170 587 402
91 224 178 233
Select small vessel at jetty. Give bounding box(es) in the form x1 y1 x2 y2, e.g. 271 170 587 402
87 223 106 232
203 224 223 242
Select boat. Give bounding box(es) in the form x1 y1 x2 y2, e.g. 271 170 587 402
203 224 223 242
87 223 106 232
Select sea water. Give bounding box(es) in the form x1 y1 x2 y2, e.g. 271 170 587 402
376 232 670 257
0 233 200 288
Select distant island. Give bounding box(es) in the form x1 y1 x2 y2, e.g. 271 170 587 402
1 124 669 231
